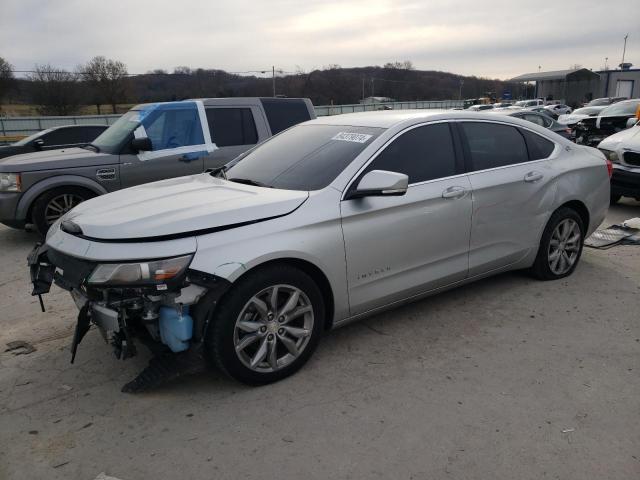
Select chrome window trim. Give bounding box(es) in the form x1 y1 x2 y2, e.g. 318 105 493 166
341 118 560 200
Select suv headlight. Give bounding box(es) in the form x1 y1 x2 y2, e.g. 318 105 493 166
0 173 21 192
598 148 619 163
87 255 193 286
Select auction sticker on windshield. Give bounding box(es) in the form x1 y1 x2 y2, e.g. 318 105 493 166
332 132 373 143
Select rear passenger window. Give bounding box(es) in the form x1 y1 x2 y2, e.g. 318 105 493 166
521 129 555 160
461 122 528 171
260 98 312 135
363 123 457 183
206 108 258 147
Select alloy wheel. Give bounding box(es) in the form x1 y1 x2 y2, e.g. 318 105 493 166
233 284 314 373
547 218 581 275
44 193 84 226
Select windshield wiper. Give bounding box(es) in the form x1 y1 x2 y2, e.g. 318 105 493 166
228 178 270 188
83 144 100 152
207 165 228 180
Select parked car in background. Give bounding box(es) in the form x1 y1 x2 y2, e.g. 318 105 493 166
558 106 605 127
545 104 572 116
467 104 494 111
598 123 640 203
0 125 108 160
491 102 513 109
515 99 545 108
584 97 627 107
0 97 316 234
528 106 558 119
29 110 610 387
490 109 572 139
575 99 640 146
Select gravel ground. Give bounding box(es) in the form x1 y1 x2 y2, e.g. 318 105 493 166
1 200 639 480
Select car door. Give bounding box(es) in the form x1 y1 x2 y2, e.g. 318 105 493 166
203 107 261 170
120 103 206 188
341 122 473 316
458 121 557 276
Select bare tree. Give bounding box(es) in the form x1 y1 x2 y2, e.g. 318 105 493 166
28 64 80 115
80 56 128 113
0 56 15 110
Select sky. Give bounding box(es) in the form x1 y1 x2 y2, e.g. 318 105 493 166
1 0 638 80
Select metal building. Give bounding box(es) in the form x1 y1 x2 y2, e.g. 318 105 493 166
510 68 601 106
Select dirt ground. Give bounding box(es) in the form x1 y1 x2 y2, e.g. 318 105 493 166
1 201 639 480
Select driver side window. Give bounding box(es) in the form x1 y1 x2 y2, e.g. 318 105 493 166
141 107 204 151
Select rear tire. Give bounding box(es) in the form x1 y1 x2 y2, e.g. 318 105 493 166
31 187 95 236
530 207 585 281
204 264 325 385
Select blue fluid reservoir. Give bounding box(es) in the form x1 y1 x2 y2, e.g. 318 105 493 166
158 306 193 352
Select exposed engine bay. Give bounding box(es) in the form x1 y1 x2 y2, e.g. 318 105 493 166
28 243 229 392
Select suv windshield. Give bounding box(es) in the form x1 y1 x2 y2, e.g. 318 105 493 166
91 110 141 153
600 100 640 117
225 124 384 191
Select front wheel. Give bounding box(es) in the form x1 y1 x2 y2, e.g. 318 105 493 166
530 207 585 281
31 187 95 236
205 265 325 385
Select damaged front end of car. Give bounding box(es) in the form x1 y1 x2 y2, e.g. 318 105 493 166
28 243 230 392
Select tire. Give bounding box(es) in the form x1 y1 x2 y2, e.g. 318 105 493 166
31 187 95 236
610 194 622 205
204 264 325 385
530 207 585 281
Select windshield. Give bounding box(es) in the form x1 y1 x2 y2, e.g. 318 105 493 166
572 107 600 116
91 110 141 153
12 129 51 146
225 124 384 191
600 100 640 117
587 98 611 106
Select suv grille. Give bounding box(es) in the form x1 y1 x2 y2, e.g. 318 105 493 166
623 151 640 167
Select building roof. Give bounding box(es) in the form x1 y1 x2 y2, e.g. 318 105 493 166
510 68 599 82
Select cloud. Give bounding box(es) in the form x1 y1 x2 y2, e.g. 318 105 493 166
0 0 638 79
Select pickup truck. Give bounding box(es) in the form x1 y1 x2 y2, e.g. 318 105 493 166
0 97 316 234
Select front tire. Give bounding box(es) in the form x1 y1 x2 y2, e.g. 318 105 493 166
205 264 325 385
31 187 95 236
530 207 585 281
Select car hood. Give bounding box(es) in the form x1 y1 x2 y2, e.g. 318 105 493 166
0 147 115 172
64 174 309 241
598 125 640 150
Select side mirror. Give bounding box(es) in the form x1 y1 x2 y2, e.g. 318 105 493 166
346 170 408 200
626 117 638 129
33 139 44 150
131 137 152 152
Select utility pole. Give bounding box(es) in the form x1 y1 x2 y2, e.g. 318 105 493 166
458 78 464 100
605 57 609 70
272 66 276 97
362 77 365 101
371 77 375 97
620 34 629 68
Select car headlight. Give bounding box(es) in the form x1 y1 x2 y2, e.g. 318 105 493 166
598 148 619 163
87 255 193 286
0 173 21 192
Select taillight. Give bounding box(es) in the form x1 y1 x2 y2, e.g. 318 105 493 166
605 158 613 178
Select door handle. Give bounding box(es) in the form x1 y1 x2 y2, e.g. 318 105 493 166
442 186 467 199
524 171 543 183
179 155 196 162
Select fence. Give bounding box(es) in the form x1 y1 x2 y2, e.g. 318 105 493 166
0 100 464 140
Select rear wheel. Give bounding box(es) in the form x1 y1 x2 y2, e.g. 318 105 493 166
205 264 325 385
31 187 95 236
530 207 585 281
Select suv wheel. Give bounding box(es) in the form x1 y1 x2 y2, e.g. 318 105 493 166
205 265 325 385
31 187 95 236
530 207 585 281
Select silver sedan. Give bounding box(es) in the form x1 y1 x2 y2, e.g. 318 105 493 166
33 110 611 387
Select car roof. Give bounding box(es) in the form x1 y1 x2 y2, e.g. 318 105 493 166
307 109 564 132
